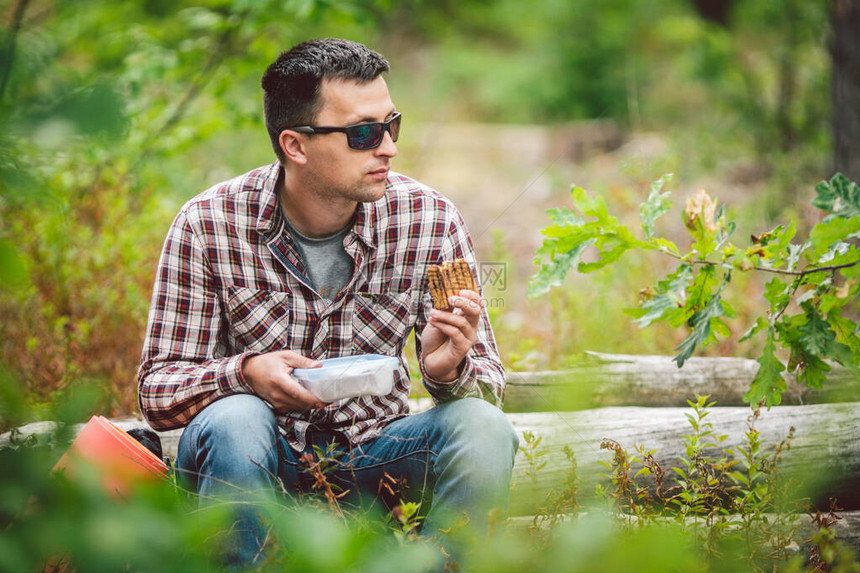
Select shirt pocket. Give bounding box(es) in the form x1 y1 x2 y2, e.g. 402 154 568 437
351 289 416 355
224 286 295 353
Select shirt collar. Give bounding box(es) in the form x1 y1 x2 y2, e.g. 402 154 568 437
350 199 376 250
254 160 378 250
255 161 284 238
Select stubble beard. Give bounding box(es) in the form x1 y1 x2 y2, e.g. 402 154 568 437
327 177 388 204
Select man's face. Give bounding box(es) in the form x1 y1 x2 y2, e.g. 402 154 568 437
302 76 398 203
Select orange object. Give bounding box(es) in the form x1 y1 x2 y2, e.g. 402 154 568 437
52 416 168 498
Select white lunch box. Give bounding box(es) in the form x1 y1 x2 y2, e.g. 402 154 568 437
291 354 399 402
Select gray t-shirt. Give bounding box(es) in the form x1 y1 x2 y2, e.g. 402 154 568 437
283 216 353 301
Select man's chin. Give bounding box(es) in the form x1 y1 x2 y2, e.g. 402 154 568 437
356 182 388 203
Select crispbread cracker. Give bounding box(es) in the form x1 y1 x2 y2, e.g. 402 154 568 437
428 258 478 309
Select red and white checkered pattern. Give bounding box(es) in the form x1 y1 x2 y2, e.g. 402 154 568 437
138 162 505 450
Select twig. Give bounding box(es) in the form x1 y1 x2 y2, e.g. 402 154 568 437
299 452 348 519
661 248 859 278
746 261 857 278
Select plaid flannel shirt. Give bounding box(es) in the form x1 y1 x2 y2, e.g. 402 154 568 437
137 161 505 450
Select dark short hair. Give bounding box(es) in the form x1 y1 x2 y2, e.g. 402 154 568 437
261 38 390 162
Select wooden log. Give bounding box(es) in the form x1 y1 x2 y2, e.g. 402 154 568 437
507 402 860 515
6 402 859 515
0 398 435 462
502 353 860 412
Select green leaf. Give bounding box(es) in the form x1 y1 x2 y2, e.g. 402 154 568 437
577 226 640 273
763 277 790 312
527 241 593 298
813 173 860 220
530 184 641 293
649 237 680 255
712 317 731 338
673 273 730 367
785 242 806 271
821 244 860 269
810 216 860 258
830 314 860 356
640 173 674 240
721 298 737 319
797 304 837 357
797 355 831 390
841 258 860 279
740 317 768 343
547 207 584 226
753 222 797 267
687 264 720 312
715 220 736 251
571 185 613 222
631 264 693 328
743 333 787 407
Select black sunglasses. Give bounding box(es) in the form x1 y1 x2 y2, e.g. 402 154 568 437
289 112 401 150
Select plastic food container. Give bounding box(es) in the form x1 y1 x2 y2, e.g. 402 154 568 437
53 415 168 498
292 354 399 402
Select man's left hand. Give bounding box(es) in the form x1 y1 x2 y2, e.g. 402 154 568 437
420 289 484 382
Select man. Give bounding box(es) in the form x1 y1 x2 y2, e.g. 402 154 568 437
138 38 518 565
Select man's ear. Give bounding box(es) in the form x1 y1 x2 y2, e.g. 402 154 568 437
279 130 308 165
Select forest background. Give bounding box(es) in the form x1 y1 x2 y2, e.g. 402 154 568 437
0 0 857 425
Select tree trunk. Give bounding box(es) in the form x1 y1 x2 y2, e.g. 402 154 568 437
508 402 860 515
502 353 860 412
831 0 860 182
6 403 860 515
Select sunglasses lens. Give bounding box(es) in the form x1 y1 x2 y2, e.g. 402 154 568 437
346 114 401 150
388 114 401 143
348 123 384 150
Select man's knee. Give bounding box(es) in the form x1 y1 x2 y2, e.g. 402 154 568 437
435 397 519 462
177 394 279 489
188 394 276 445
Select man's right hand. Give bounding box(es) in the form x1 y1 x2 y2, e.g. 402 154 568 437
241 350 326 412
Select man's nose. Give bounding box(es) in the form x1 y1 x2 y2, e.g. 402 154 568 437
374 130 398 158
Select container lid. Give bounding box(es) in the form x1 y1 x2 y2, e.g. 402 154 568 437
292 354 399 383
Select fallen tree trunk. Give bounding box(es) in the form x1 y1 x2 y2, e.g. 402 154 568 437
6 402 858 516
507 402 860 515
503 353 860 412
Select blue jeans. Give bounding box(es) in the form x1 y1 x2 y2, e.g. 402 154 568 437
176 394 519 566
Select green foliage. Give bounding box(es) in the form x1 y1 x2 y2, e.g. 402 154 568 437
530 174 860 406
540 395 860 572
527 187 649 299
671 271 733 368
744 334 788 406
668 396 732 538
592 396 860 571
519 430 549 514
0 446 438 572
538 445 579 528
0 0 392 419
257 500 439 572
812 173 860 221
640 174 675 240
386 0 665 123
